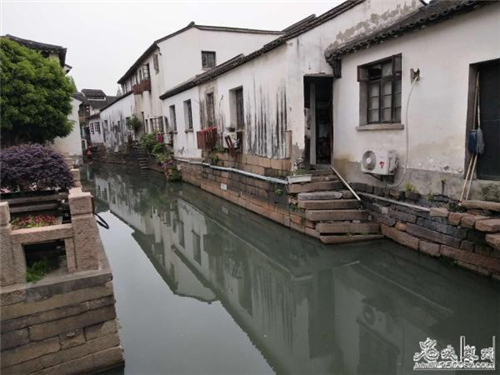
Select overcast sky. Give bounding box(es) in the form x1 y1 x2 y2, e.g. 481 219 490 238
1 1 341 95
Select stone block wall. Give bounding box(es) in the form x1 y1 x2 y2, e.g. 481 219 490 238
361 193 500 279
1 270 123 374
179 161 318 238
91 145 138 167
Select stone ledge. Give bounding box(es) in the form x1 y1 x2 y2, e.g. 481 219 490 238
2 283 114 321
356 123 404 131
11 224 74 245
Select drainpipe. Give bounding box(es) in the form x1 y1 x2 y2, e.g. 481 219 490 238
176 158 288 185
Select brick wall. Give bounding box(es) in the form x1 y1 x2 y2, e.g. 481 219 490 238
0 270 123 374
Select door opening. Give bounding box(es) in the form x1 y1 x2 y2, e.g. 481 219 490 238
304 76 333 168
475 59 500 181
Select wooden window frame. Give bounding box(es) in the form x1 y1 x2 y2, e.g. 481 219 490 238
202 51 216 69
169 105 177 131
184 100 193 131
153 54 159 74
358 54 402 125
206 92 215 127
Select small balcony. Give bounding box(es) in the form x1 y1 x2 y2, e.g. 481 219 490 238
133 79 151 95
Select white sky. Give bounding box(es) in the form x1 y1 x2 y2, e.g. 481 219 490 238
1 1 341 95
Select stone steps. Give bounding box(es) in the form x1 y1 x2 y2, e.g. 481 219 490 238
305 209 369 222
320 234 384 244
462 200 500 212
288 181 343 194
298 199 360 210
298 191 344 201
316 222 380 234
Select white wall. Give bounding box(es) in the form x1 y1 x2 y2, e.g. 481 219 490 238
165 0 421 163
52 97 83 162
333 5 500 177
286 0 421 161
161 28 280 91
100 93 135 151
163 87 202 159
122 28 280 135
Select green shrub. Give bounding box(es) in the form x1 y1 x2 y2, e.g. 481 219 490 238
139 133 158 153
126 115 142 132
26 259 50 283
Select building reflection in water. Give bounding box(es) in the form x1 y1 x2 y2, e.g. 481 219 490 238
83 165 500 375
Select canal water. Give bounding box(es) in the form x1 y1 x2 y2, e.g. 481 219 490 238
82 164 500 375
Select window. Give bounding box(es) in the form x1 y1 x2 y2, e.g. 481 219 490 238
143 64 150 80
169 105 177 131
184 100 193 130
90 123 94 134
358 55 402 124
206 92 215 127
153 54 159 74
193 232 201 264
230 87 244 130
178 220 185 248
95 122 101 133
145 119 149 133
202 51 216 69
158 117 164 132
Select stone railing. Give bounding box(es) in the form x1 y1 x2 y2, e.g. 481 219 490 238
0 169 124 374
0 169 103 287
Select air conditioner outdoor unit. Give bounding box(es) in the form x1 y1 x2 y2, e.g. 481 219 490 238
361 149 398 175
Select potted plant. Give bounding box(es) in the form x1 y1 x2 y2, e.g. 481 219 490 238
0 144 75 199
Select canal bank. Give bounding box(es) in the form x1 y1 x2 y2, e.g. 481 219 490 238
82 164 500 374
177 158 500 280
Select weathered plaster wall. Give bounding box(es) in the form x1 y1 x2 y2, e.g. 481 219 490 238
165 0 421 165
89 118 104 145
52 98 83 162
286 0 421 165
198 46 289 158
100 93 134 152
332 4 500 198
163 87 202 159
122 29 279 132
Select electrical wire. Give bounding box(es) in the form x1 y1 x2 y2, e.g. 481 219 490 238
386 75 419 188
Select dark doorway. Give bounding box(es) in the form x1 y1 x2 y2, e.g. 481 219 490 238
476 59 500 180
304 76 333 167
